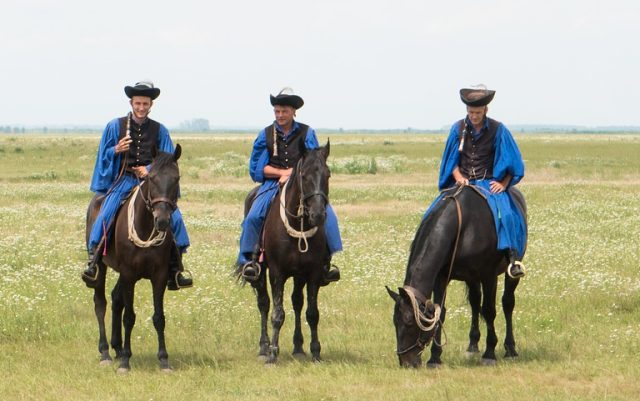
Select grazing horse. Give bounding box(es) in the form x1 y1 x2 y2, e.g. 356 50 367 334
387 184 526 368
242 141 332 364
85 145 182 372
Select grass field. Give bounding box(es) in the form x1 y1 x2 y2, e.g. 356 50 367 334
1 132 639 401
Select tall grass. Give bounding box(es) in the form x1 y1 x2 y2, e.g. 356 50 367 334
0 133 639 400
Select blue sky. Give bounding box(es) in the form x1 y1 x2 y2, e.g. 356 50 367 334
1 0 638 129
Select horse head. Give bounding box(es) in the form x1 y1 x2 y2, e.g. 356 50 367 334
146 144 181 232
297 140 331 227
386 285 440 368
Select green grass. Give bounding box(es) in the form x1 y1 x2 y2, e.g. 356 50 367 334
1 132 639 400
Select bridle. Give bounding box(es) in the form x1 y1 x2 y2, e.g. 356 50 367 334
127 175 178 248
396 285 442 356
279 157 329 252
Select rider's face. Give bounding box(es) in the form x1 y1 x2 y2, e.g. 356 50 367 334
130 96 153 120
274 105 295 130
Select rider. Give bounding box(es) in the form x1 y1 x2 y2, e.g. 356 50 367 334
82 80 193 290
431 84 527 278
237 87 342 284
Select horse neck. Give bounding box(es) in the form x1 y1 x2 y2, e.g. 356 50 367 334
404 200 460 299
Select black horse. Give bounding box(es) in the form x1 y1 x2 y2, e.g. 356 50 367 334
387 184 526 368
85 145 182 372
242 141 332 363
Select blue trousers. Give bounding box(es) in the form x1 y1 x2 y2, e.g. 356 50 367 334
423 180 526 259
88 174 190 252
237 180 343 265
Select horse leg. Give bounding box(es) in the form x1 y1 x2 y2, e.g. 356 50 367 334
466 280 482 356
110 279 124 358
291 277 306 358
251 274 270 361
480 279 498 365
151 277 171 371
503 275 520 358
93 261 111 365
267 275 285 364
306 282 322 362
117 280 136 373
427 278 447 368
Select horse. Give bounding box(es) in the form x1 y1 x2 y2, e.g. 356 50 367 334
85 145 182 373
386 184 526 368
242 141 332 364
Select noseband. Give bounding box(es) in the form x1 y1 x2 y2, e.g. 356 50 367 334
138 178 178 213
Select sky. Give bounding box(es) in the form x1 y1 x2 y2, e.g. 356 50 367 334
1 0 639 130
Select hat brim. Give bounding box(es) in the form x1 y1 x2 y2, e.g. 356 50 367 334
460 89 495 107
125 86 161 100
270 94 304 109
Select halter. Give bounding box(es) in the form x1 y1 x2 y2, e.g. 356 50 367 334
279 157 329 252
395 285 442 356
127 176 178 248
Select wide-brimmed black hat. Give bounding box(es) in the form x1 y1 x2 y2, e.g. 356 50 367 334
460 85 495 107
124 81 161 100
270 87 304 109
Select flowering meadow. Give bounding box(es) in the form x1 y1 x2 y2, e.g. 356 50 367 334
0 133 639 401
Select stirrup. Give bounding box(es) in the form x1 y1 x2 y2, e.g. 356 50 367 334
82 262 99 282
241 261 261 281
507 261 526 279
171 269 193 290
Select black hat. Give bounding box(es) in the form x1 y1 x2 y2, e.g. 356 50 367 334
270 87 304 109
124 81 161 100
460 85 495 107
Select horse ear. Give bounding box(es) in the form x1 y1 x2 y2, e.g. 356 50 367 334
320 139 330 160
174 143 182 161
386 286 400 302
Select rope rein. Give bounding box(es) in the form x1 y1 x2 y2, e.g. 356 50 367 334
127 185 167 247
279 178 318 252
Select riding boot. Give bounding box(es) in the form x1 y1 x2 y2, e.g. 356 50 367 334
320 255 341 287
240 245 262 282
167 244 193 291
82 239 104 288
506 249 526 279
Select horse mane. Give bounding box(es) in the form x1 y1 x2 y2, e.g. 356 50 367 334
152 151 176 172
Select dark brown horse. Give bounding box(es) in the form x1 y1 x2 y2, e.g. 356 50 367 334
85 145 182 372
243 141 332 364
387 185 526 368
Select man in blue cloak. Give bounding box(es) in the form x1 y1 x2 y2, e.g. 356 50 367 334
82 81 193 290
427 85 527 278
237 88 342 284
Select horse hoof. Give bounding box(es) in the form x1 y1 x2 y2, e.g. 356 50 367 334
292 352 306 361
464 351 479 359
426 362 441 369
257 355 269 363
116 367 130 374
480 358 497 366
161 367 174 373
99 358 113 366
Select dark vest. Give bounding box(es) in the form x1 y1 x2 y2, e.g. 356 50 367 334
458 118 500 180
118 116 160 168
265 123 310 168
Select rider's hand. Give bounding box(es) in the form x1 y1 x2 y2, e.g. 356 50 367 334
115 137 132 154
490 180 505 193
456 178 469 186
132 166 148 179
278 168 292 184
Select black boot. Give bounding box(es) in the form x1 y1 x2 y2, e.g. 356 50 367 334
506 249 526 279
81 247 100 288
320 258 341 286
168 245 193 291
